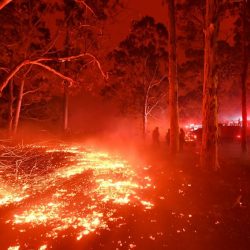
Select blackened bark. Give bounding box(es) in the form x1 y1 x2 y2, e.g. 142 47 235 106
167 0 179 155
63 82 69 132
200 0 220 170
8 79 14 135
13 79 25 135
241 0 248 153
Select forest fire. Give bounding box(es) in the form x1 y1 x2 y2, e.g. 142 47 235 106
0 0 250 249
0 145 153 249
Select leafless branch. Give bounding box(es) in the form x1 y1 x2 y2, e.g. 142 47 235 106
0 67 9 73
74 0 96 17
0 52 108 93
42 53 108 79
35 30 63 58
23 87 42 97
75 59 95 80
148 74 167 93
0 60 72 93
0 0 12 10
147 65 158 87
31 62 75 85
146 91 166 116
0 60 29 93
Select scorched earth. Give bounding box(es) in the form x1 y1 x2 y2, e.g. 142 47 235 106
0 144 154 249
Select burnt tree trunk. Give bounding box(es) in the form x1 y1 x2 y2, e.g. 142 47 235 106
241 0 248 153
142 88 148 140
8 79 14 135
13 79 25 135
62 27 70 134
63 82 69 132
200 0 220 170
142 110 147 141
167 0 179 155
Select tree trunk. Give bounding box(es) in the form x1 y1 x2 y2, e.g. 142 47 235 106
142 112 147 140
13 79 25 135
167 0 179 155
142 93 148 140
63 82 69 132
62 27 70 134
8 79 14 135
241 0 248 154
200 0 219 170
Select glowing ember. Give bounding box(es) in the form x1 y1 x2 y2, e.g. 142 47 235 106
38 245 47 250
0 145 153 248
7 247 20 250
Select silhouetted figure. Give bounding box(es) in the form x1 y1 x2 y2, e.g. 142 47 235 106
166 129 170 146
152 127 160 146
179 128 185 152
238 119 241 127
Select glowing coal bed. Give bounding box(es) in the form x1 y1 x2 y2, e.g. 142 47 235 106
0 145 154 249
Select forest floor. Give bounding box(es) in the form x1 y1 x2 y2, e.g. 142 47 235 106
0 141 249 250
140 142 250 250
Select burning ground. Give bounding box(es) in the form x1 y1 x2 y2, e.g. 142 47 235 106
0 144 154 249
0 143 250 250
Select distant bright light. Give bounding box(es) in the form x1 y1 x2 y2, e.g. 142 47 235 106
185 124 202 131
